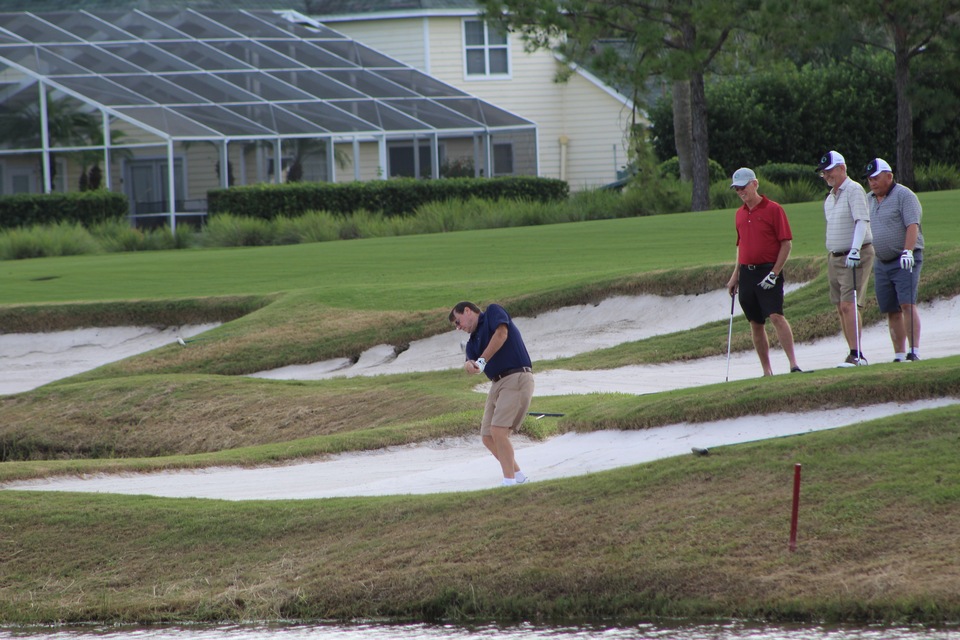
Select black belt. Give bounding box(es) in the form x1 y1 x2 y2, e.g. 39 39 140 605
741 263 774 271
492 367 532 382
832 243 872 257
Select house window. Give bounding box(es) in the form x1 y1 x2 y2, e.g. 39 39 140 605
464 19 509 78
493 143 513 176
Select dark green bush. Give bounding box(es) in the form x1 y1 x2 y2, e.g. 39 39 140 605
649 53 898 172
0 190 128 230
756 163 822 188
709 182 742 210
658 156 727 183
207 176 569 220
915 161 960 192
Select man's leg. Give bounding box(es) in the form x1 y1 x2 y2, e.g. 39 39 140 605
769 313 799 370
887 310 907 353
488 426 517 479
482 433 520 475
837 302 860 351
903 303 921 351
749 320 773 376
887 304 921 354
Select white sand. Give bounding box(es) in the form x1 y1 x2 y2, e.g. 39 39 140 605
3 291 958 500
0 324 219 396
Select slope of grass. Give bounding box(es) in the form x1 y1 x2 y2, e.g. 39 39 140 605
2 406 960 624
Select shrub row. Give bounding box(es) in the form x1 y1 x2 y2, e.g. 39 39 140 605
0 190 128 230
0 220 191 260
207 176 570 219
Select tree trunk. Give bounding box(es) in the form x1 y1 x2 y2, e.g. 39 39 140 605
689 71 711 212
672 79 693 181
893 26 914 188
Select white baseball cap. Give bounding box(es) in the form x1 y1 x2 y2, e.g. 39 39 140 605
863 158 892 178
816 150 845 172
730 167 757 188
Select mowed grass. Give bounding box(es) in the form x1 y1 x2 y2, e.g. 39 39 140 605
0 190 959 625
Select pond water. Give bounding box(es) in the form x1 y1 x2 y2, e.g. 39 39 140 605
1 621 956 640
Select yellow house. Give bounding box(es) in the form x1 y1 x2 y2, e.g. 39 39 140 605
308 0 640 191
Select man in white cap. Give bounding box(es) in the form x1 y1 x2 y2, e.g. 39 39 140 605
725 167 802 377
863 158 924 362
816 150 874 367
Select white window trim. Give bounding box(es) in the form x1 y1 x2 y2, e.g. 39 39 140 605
462 18 512 81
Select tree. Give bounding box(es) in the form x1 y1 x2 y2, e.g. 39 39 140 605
479 0 759 210
852 0 960 188
759 0 960 187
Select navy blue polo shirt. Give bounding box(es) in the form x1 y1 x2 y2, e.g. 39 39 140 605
465 304 532 381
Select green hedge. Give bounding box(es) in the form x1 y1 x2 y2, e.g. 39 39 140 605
207 176 570 219
658 156 728 182
756 162 822 188
649 53 899 172
0 190 128 230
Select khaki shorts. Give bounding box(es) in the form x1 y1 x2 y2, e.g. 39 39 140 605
827 244 874 305
480 371 534 436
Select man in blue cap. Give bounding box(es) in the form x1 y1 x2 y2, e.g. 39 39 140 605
817 150 875 367
863 158 924 362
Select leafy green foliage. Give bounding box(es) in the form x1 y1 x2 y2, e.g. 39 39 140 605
658 156 727 182
650 54 898 171
208 177 569 219
915 161 960 192
0 190 128 230
756 162 822 188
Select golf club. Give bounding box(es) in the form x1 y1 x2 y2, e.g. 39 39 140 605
725 292 736 382
852 264 861 365
528 412 565 419
909 266 915 355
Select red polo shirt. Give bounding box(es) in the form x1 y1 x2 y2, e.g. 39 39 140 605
735 195 793 265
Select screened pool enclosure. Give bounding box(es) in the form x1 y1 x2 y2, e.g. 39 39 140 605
0 9 538 228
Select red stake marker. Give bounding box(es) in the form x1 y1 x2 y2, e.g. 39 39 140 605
789 463 802 552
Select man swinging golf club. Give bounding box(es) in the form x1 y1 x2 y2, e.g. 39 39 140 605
450 301 533 486
725 167 803 377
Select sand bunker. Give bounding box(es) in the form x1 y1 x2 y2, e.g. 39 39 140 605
2 291 958 500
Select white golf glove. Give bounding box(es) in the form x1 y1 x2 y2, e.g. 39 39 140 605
845 248 860 269
475 357 486 372
759 271 778 290
900 249 914 272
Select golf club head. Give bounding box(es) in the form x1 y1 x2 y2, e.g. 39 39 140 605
177 337 187 346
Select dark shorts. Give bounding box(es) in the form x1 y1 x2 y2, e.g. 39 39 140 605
874 250 922 313
738 263 785 325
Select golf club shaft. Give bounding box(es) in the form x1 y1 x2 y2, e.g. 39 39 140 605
852 264 860 361
909 269 915 351
725 293 735 382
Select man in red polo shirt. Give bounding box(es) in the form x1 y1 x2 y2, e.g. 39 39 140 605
725 167 803 376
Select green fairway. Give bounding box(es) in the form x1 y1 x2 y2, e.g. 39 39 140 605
2 190 955 310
